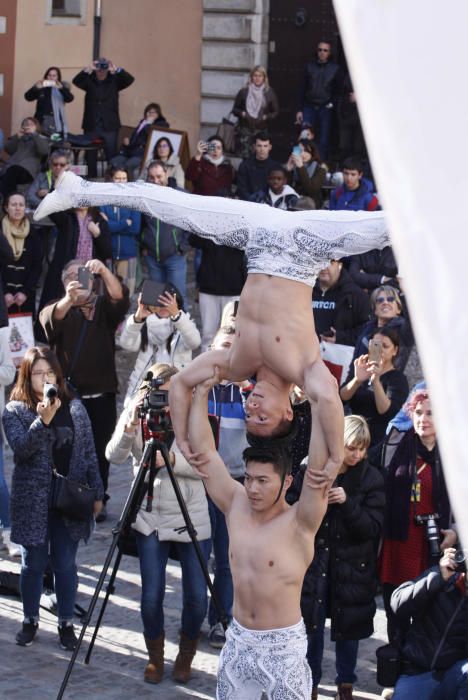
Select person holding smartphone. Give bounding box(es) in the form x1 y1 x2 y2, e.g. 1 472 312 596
285 139 327 208
24 66 74 137
340 327 409 450
186 136 235 197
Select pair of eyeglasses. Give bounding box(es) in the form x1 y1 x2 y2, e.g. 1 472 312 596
52 162 67 167
376 295 396 304
318 48 330 52
32 369 56 378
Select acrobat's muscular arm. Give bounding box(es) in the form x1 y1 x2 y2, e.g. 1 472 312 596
169 349 233 460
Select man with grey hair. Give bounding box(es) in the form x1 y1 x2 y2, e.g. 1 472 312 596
26 149 71 209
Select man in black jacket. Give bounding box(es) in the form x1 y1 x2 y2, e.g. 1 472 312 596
391 548 468 699
296 41 342 160
236 132 280 201
313 259 370 346
73 58 134 177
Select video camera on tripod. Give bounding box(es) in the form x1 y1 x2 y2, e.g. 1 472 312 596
138 372 174 445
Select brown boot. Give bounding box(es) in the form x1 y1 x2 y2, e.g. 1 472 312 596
336 683 354 700
172 632 198 683
312 687 319 700
144 633 164 684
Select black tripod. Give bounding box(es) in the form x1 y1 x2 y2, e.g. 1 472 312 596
56 435 228 700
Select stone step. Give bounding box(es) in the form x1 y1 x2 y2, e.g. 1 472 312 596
203 0 269 13
202 41 267 70
203 12 267 43
201 96 236 124
201 69 248 97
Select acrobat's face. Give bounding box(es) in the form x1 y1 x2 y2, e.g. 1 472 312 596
244 461 290 511
244 383 293 437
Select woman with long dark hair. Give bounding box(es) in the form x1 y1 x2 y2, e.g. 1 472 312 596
151 136 185 188
2 347 103 650
24 66 74 137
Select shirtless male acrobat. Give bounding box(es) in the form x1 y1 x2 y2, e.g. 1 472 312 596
188 368 333 699
34 171 389 480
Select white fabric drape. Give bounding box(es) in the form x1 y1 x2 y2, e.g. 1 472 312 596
334 0 468 545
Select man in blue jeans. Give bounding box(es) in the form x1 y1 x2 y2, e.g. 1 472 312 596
141 161 189 300
391 547 468 699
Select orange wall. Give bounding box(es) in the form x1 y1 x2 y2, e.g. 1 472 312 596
10 0 202 152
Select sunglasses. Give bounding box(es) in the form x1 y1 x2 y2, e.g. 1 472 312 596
52 162 67 167
318 48 330 52
376 295 396 304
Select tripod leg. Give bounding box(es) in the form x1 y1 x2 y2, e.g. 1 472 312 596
84 549 123 664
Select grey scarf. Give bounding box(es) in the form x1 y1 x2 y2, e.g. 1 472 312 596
51 87 68 137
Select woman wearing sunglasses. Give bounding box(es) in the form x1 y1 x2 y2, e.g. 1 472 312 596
350 285 413 372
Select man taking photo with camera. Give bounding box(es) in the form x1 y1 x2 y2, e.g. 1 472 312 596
390 547 468 699
40 259 129 521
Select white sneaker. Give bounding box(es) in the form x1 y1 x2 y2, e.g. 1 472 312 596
2 529 22 557
381 689 394 699
33 170 82 221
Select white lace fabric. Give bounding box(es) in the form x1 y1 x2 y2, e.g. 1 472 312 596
63 177 390 287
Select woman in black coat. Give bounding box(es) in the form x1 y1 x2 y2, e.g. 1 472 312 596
24 66 74 136
301 415 385 699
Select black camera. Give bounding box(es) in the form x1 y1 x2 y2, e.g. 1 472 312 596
139 374 173 446
96 60 109 71
415 513 440 559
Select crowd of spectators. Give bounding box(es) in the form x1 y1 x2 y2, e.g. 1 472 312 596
0 46 463 700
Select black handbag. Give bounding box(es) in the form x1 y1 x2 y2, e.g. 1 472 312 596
49 469 96 522
376 643 402 687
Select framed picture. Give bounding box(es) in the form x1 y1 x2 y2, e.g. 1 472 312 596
8 313 35 367
141 126 191 175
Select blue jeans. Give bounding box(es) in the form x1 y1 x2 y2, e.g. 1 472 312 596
21 511 79 623
145 252 187 301
307 585 359 686
393 660 468 699
208 496 233 626
0 443 10 528
302 104 333 161
136 530 211 640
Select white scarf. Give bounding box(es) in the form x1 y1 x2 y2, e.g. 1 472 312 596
246 83 266 119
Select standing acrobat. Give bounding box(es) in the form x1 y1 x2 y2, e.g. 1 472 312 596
34 171 389 476
188 369 333 699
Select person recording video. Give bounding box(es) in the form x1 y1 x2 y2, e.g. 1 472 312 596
2 347 103 650
105 363 211 686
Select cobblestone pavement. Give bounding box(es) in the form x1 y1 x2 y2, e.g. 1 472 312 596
0 261 409 698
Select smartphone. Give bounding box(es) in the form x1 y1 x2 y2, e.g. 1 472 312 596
140 280 166 308
43 80 56 88
78 266 92 289
292 145 302 157
368 338 383 364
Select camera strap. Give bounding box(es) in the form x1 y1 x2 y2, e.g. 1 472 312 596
66 316 90 387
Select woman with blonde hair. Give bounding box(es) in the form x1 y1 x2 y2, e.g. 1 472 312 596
232 65 279 158
301 414 385 699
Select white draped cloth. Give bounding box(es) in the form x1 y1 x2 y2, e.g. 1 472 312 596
334 0 468 545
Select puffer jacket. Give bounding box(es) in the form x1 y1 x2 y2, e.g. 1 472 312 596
105 406 210 542
119 311 201 402
392 567 468 674
301 459 385 641
3 399 104 546
3 132 50 177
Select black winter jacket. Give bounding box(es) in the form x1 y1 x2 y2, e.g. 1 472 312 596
347 246 398 291
189 234 247 296
301 460 385 641
24 83 74 128
72 69 134 132
312 268 371 346
300 60 341 108
391 567 468 674
236 155 281 201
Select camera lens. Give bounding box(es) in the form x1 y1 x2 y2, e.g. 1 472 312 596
454 550 468 564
